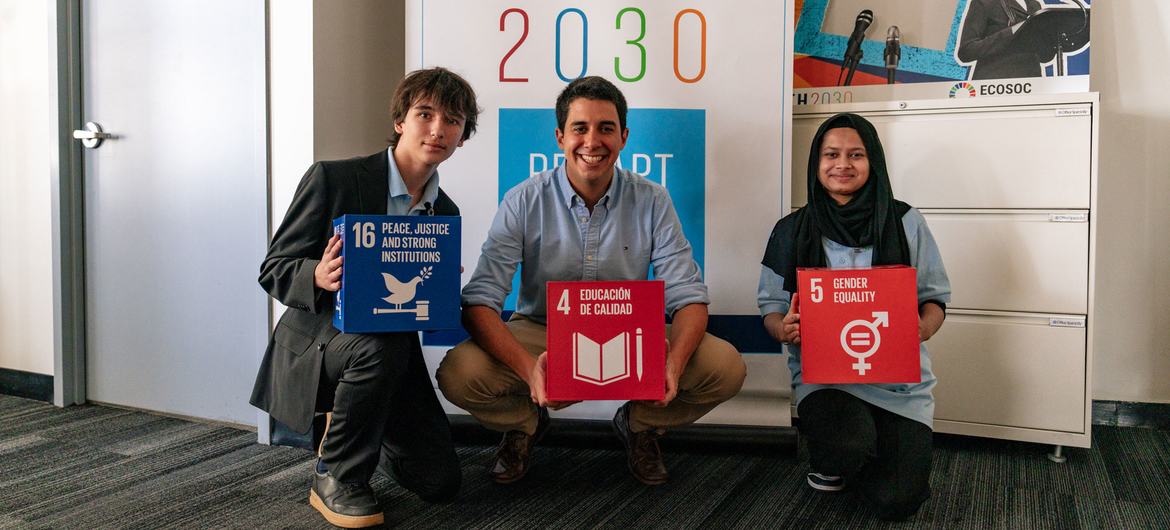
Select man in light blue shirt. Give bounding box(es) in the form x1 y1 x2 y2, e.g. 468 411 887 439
437 76 744 486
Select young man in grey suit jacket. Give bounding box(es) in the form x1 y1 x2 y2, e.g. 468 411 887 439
250 67 479 528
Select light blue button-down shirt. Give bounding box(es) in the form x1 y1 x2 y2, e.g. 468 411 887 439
757 208 951 428
463 165 708 323
386 147 440 216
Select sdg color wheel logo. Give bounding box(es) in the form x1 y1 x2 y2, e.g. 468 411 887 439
949 82 977 98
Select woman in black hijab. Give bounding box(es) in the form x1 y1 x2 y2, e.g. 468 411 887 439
757 113 950 521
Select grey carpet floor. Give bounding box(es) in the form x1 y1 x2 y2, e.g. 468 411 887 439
1 394 1168 529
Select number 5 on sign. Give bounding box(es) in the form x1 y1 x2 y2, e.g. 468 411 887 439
557 288 571 315
809 278 823 303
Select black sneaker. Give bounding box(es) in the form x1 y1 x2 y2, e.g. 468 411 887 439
806 472 845 492
309 467 384 528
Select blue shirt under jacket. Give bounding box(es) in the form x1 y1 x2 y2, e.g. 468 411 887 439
757 208 951 428
463 165 709 324
386 147 440 216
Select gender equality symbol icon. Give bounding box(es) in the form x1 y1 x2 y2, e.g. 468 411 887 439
839 311 889 375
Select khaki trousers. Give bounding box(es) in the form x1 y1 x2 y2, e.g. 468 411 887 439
436 316 746 434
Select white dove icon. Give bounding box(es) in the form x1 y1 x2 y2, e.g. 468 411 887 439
381 272 423 309
373 267 434 320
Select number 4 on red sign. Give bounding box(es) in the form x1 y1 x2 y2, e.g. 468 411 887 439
557 289 571 315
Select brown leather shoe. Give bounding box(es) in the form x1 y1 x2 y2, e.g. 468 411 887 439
488 407 549 484
613 403 669 485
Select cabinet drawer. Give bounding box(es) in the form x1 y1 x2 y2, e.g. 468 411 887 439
792 106 1092 209
924 211 1088 314
929 311 1086 433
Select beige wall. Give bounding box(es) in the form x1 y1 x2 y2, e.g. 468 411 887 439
0 1 55 376
1089 2 1170 403
312 0 405 160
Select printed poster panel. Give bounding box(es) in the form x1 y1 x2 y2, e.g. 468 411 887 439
793 0 1091 105
407 0 792 329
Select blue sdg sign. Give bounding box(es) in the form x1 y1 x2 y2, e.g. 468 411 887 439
331 215 461 333
498 108 706 311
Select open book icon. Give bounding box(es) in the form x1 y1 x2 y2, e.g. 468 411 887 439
572 329 643 386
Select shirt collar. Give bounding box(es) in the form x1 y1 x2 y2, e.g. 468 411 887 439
388 147 440 212
555 164 620 209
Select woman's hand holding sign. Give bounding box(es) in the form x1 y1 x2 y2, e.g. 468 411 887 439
764 293 801 345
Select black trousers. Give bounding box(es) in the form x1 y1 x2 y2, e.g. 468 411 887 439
797 389 932 521
315 331 460 502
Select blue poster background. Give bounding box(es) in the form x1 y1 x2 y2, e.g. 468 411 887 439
497 108 706 312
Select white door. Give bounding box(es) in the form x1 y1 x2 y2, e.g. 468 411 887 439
80 0 268 425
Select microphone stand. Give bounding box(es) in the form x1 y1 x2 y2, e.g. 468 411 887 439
838 10 873 87
842 50 861 86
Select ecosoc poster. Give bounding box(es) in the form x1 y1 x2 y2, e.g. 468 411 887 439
793 0 1091 105
407 1 794 352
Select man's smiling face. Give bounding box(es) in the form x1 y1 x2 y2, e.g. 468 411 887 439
555 97 629 193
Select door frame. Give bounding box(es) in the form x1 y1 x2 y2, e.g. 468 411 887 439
50 0 274 442
50 0 86 408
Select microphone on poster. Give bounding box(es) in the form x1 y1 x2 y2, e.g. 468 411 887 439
839 9 873 87
884 25 901 85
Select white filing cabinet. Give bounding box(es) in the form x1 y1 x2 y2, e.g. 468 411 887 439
792 94 1098 450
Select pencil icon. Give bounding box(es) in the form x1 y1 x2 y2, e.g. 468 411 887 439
635 328 643 381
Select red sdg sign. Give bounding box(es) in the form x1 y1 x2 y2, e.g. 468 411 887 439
546 280 666 401
797 266 920 384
